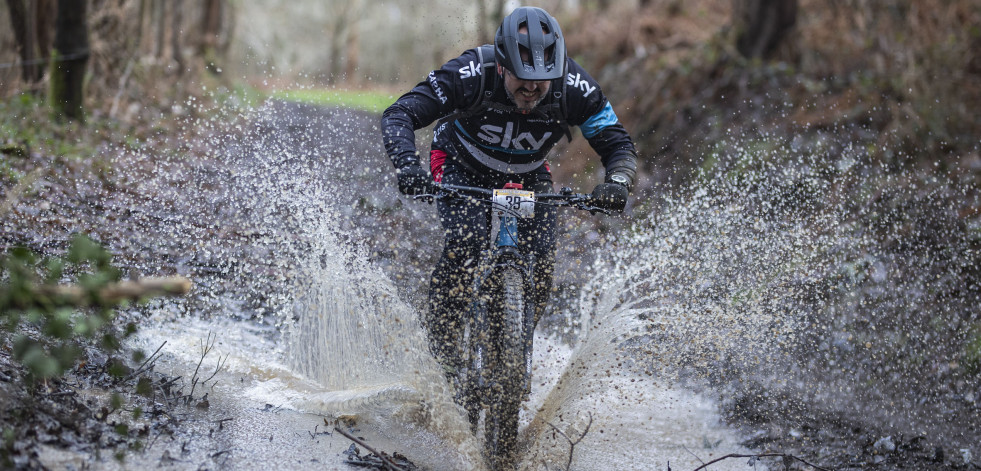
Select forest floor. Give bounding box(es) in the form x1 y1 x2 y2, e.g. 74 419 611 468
2 97 979 470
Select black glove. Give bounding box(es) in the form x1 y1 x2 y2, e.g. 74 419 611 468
396 163 433 195
591 182 628 212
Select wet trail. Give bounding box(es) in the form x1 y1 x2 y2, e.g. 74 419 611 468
75 98 766 470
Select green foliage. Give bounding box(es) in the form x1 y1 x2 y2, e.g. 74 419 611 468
135 377 153 397
0 92 110 161
272 88 396 113
1 427 13 467
0 234 135 384
964 323 981 375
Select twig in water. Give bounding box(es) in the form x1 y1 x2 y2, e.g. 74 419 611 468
40 390 76 398
202 353 227 385
308 424 333 439
690 452 831 471
683 445 705 466
333 426 407 471
546 411 593 471
0 167 43 218
186 332 226 404
121 341 167 383
145 427 164 452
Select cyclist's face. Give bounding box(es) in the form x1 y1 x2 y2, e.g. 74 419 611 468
501 67 551 111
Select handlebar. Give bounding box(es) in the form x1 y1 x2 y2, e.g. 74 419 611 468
413 183 611 214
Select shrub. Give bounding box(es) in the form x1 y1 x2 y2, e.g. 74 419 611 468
0 234 136 383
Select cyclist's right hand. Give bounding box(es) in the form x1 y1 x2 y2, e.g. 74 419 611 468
590 182 628 212
396 163 433 195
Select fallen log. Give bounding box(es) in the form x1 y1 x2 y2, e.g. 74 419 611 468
25 276 192 308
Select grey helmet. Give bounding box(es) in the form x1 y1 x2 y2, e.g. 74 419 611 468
494 7 566 81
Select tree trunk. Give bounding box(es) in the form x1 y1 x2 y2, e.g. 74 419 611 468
5 0 51 87
6 0 31 83
135 0 146 54
199 0 222 55
153 0 164 58
344 19 360 84
22 0 37 82
199 0 223 74
477 0 506 45
476 0 489 44
170 0 183 74
325 1 358 84
35 0 54 64
490 0 505 38
49 0 88 122
732 0 798 60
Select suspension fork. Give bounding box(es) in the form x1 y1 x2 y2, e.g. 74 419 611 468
494 213 537 393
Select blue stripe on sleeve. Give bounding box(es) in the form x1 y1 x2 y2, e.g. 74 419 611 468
580 101 619 139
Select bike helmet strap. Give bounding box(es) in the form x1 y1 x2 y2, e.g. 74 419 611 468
494 7 566 81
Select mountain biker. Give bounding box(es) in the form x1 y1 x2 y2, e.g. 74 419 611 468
380 6 639 380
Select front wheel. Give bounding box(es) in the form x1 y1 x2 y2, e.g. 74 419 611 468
485 265 528 469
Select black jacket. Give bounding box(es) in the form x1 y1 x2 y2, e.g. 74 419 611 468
381 46 637 179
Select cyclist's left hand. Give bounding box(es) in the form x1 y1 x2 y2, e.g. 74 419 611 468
396 163 434 195
591 182 628 212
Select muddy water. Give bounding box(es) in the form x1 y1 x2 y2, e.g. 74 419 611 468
124 316 474 470
118 193 760 471
121 314 753 471
36 98 768 470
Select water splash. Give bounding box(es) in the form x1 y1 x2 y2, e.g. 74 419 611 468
519 148 852 469
215 98 488 468
279 184 486 470
108 94 906 469
596 159 845 378
98 94 489 468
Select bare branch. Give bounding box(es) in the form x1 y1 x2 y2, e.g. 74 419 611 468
186 332 218 403
682 445 705 466
691 452 831 471
28 276 193 308
121 341 167 383
546 411 593 471
333 426 407 471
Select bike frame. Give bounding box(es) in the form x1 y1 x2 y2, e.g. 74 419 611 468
417 182 606 394
415 183 606 467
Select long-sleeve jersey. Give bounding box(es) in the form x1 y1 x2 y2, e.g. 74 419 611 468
382 46 638 180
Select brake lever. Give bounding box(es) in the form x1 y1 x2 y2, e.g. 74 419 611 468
412 193 436 204
579 204 611 215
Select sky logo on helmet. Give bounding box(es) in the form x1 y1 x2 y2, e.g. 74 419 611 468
567 72 596 97
458 60 483 79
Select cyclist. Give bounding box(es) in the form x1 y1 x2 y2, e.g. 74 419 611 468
381 6 639 380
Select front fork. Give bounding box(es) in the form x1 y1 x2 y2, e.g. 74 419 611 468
472 215 537 396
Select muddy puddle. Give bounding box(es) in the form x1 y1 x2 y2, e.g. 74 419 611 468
36 99 765 470
38 313 758 471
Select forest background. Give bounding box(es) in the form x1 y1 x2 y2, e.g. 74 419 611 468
2 0 980 470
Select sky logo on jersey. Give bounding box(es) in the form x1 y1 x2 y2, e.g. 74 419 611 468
429 71 447 104
458 60 483 78
477 122 552 151
567 72 596 97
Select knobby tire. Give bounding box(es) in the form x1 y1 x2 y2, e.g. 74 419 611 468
485 265 526 470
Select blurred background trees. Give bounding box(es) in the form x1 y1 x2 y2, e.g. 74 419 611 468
1 0 978 185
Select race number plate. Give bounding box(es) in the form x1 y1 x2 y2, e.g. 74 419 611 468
492 189 535 218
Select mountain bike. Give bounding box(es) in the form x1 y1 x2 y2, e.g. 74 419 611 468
418 182 608 469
